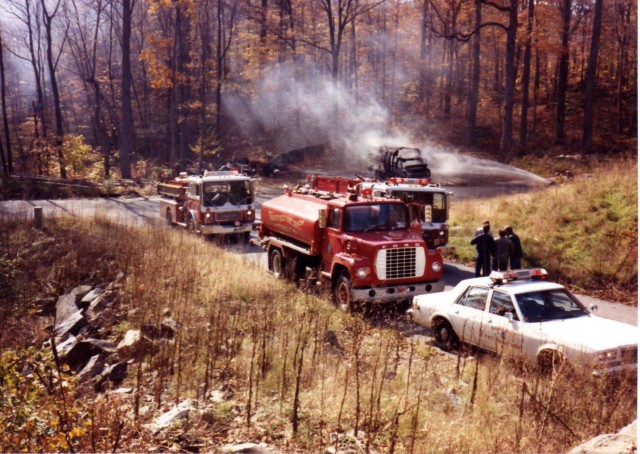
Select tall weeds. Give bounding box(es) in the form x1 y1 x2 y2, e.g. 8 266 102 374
0 215 636 452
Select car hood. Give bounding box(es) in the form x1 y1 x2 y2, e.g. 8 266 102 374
531 315 637 352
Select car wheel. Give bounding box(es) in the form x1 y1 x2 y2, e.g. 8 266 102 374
537 350 566 378
432 318 458 351
242 231 251 244
270 248 285 279
333 273 354 313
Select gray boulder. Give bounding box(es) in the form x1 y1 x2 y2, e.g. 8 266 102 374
65 338 116 371
54 309 87 338
85 292 113 322
146 399 195 434
56 292 80 324
76 355 105 383
117 329 157 361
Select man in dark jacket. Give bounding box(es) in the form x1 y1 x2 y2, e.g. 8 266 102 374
494 229 514 271
504 225 523 269
471 224 495 277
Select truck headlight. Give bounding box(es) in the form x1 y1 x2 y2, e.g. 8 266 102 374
597 351 617 361
431 261 441 272
205 213 212 221
356 267 370 278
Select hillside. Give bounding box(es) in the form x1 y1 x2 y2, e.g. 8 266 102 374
0 212 635 453
448 156 638 304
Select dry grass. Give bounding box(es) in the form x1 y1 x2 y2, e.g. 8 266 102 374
449 157 638 303
0 215 636 452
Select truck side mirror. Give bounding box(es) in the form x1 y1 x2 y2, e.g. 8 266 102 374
318 209 327 229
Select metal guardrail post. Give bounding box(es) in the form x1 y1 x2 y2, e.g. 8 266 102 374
34 206 43 229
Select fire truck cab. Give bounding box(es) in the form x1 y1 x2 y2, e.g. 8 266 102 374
360 178 451 249
158 171 256 240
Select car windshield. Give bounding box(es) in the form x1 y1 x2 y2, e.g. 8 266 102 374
343 203 408 232
514 289 589 323
203 180 252 206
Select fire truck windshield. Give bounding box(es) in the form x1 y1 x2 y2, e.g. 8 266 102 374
203 180 252 206
389 190 447 223
343 203 407 232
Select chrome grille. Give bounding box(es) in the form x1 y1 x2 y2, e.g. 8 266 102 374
376 247 425 280
215 211 242 222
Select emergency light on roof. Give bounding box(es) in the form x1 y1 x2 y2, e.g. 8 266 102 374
389 177 431 185
489 268 548 284
203 170 239 177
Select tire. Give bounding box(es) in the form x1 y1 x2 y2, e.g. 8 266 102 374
242 231 251 244
432 318 459 352
270 248 285 279
333 272 354 313
537 350 566 378
165 208 173 226
186 214 195 232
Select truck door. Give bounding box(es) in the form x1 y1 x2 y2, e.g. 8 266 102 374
322 207 344 273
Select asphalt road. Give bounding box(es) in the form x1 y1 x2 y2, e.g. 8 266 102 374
1 194 636 326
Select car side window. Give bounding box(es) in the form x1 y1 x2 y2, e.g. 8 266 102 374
457 287 489 311
489 291 519 320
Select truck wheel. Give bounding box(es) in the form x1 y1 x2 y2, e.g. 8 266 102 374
334 273 354 313
270 248 285 279
432 318 458 352
165 208 173 226
242 231 251 243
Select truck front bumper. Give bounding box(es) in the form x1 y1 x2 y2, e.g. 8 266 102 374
200 223 252 235
351 280 445 304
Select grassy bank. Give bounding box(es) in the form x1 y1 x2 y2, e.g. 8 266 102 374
0 216 636 452
448 157 638 303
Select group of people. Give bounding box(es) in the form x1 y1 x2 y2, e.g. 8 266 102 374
470 221 523 277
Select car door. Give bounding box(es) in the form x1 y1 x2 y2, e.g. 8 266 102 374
478 290 524 358
448 286 490 346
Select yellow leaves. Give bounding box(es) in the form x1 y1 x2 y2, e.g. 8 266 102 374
69 426 87 439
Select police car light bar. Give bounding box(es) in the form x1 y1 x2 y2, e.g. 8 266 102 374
489 268 548 284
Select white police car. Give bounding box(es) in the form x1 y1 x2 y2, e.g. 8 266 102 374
409 269 637 375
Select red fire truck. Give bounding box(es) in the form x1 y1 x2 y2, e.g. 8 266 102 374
158 171 256 241
307 175 451 250
252 181 444 311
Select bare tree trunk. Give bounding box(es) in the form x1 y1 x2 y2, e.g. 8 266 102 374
581 0 603 153
419 0 431 116
0 29 11 176
466 0 481 145
498 0 518 161
119 0 134 179
555 0 572 144
518 0 535 155
41 0 67 178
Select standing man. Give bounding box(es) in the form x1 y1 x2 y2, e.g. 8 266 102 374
471 224 496 277
475 220 493 237
494 229 514 271
505 225 523 269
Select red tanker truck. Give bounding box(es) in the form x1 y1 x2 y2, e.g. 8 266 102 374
252 183 444 311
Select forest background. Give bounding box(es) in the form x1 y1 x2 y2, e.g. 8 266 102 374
0 0 636 182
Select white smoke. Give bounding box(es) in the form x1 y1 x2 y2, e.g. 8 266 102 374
224 61 548 187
